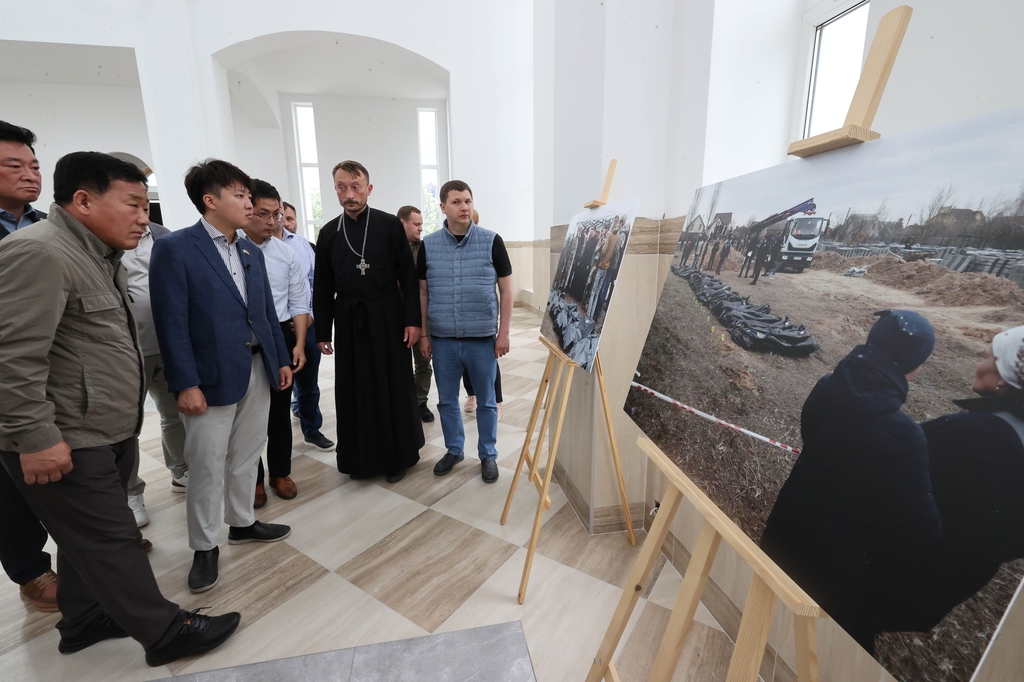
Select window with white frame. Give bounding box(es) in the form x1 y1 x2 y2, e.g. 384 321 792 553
292 103 323 239
803 1 870 139
417 109 441 234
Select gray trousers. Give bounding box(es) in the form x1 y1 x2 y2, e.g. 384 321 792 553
180 356 271 551
127 353 190 496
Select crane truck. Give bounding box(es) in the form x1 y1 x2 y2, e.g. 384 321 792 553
745 198 826 273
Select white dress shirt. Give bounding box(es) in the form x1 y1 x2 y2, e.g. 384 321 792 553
280 230 315 308
238 230 311 323
122 227 160 356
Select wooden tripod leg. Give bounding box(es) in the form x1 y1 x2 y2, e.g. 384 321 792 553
595 353 636 546
793 615 819 682
585 485 684 682
528 361 564 507
518 366 574 604
525 352 557 484
725 574 777 682
649 520 722 682
501 352 556 525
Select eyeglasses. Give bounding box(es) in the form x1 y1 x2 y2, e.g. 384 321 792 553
254 211 283 224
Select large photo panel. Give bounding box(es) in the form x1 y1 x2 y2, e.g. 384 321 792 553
542 198 640 371
627 106 1024 682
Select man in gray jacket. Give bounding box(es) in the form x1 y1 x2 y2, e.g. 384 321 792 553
0 151 239 666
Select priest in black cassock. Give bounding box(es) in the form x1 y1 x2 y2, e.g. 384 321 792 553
313 160 424 482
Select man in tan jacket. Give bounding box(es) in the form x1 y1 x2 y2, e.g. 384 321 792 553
0 151 239 667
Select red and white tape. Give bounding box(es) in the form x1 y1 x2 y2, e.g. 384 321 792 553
630 381 801 455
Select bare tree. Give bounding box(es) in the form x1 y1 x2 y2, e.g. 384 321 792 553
704 183 722 234
685 187 704 232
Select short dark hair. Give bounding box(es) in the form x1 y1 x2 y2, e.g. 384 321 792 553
53 152 148 206
331 160 369 183
396 205 421 221
184 159 254 214
251 178 280 204
0 120 37 151
282 201 296 213
440 180 472 204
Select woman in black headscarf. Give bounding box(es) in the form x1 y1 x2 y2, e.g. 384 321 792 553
760 310 943 653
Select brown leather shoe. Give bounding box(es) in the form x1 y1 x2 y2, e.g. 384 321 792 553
20 569 59 612
142 538 153 553
270 476 297 500
254 483 268 509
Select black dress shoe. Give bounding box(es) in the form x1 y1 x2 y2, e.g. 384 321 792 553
386 468 407 483
304 432 335 451
418 403 435 422
481 458 500 483
228 521 291 544
58 612 129 654
433 452 464 476
188 548 219 594
145 608 241 667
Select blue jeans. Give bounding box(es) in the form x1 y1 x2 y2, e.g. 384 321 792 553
291 328 324 438
432 336 498 460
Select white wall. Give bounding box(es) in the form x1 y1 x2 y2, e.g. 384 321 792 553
0 81 153 208
278 95 448 225
232 113 290 204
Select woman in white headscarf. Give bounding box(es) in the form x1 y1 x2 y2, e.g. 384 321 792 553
884 326 1024 633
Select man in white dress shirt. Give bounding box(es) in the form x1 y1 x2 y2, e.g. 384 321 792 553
240 181 310 506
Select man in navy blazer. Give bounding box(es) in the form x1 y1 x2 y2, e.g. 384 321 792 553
151 159 293 594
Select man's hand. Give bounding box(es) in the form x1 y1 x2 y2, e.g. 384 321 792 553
178 387 208 416
418 336 432 361
20 441 73 485
279 366 293 390
404 326 422 348
318 341 333 356
495 330 511 358
291 346 307 373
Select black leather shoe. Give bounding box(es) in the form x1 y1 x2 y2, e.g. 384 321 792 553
419 403 435 422
481 458 499 483
386 468 407 483
433 452 464 476
304 432 335 451
228 521 291 544
188 548 219 594
145 608 241 667
58 612 129 654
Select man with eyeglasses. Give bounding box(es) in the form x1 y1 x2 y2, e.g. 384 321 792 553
279 202 334 452
240 180 310 507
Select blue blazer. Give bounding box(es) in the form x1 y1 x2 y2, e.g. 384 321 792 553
150 221 290 406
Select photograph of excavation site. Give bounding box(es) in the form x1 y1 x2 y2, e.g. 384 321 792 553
625 106 1024 682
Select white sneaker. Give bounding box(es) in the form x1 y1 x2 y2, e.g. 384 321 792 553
170 471 188 494
464 396 477 413
127 494 149 528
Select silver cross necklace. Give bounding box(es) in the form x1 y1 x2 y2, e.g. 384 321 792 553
341 210 370 276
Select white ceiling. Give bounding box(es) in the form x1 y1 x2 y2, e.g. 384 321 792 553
0 40 140 87
216 32 449 100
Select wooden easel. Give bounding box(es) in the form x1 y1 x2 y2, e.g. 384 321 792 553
501 160 636 605
501 337 636 604
788 5 913 158
587 438 824 682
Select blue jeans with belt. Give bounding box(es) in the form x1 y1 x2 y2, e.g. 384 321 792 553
431 336 498 460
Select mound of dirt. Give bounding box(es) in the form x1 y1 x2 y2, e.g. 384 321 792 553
814 253 1024 307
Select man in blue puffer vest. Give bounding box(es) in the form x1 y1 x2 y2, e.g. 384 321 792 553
417 180 513 483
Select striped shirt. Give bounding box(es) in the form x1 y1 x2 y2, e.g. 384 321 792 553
281 230 315 308
201 217 247 305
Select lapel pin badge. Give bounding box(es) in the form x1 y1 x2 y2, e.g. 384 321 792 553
242 249 250 256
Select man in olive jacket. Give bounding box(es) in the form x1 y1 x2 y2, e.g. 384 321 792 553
0 152 239 666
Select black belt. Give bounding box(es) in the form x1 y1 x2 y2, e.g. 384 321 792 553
252 345 261 355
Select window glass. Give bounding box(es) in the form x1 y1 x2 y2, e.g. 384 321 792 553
805 2 870 138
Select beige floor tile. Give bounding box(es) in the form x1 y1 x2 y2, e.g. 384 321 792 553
274 479 426 571
337 509 518 632
500 373 545 400
0 628 170 682
535 504 648 587
504 362 548 381
614 601 733 682
372 443 479 506
255 454 348 523
179 572 427 675
430 464 567 546
0 586 61 658
499 396 543 430
647 559 724 634
437 548 630 682
156 541 329 673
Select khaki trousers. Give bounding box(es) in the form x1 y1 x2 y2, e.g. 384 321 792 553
180 356 271 551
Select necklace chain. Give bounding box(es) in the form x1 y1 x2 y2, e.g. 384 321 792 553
341 211 370 275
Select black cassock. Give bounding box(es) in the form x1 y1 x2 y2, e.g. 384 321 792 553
313 206 423 477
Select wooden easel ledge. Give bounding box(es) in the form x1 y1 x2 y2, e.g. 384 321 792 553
585 159 618 208
788 5 912 158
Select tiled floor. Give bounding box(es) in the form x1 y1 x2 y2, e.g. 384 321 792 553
0 308 733 682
